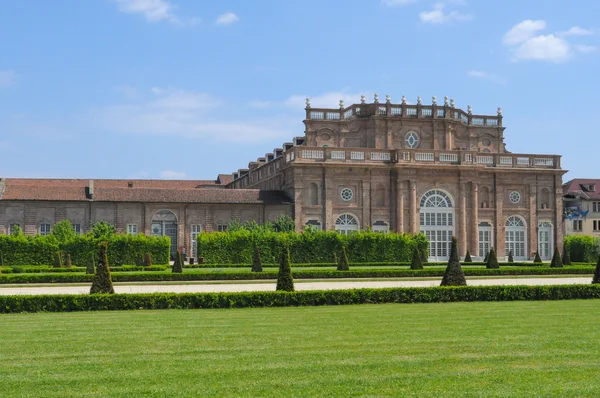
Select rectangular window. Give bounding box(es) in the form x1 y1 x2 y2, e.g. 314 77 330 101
127 224 138 235
8 223 20 234
217 225 228 232
72 224 81 235
594 220 599 232
573 220 583 231
593 202 600 213
191 225 202 258
39 223 51 236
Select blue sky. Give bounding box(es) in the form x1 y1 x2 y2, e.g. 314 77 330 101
0 0 598 181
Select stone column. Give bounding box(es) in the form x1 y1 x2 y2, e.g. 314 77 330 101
459 183 467 256
554 174 564 254
470 182 479 257
409 180 418 234
293 184 304 233
396 180 404 233
495 183 505 257
529 183 538 260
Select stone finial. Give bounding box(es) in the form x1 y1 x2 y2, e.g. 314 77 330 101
305 97 311 108
497 106 503 116
386 94 391 103
432 96 437 105
361 95 366 104
417 96 422 105
339 100 344 109
467 105 472 114
401 95 406 104
444 96 449 106
450 98 455 107
374 93 379 103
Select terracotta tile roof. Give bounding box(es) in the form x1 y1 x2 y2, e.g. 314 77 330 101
4 178 220 189
0 179 291 205
563 178 600 200
217 174 233 185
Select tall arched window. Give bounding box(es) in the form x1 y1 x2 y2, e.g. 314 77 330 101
335 214 359 235
375 184 385 207
505 215 527 260
480 187 490 208
420 190 454 260
152 210 178 258
307 183 319 206
538 221 553 260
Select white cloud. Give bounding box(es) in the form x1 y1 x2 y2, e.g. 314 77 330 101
503 19 546 45
419 3 472 24
467 70 506 85
89 87 293 142
381 0 418 6
216 12 239 25
159 170 187 179
559 26 595 37
0 70 16 87
112 0 178 23
512 34 570 62
575 44 597 54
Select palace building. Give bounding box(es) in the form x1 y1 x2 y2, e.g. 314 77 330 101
0 95 565 261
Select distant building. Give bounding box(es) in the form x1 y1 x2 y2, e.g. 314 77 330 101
563 179 600 236
1 95 565 261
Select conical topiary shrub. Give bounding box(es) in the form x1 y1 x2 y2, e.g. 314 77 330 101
276 245 294 291
86 254 95 275
172 250 183 273
337 246 349 271
441 237 467 286
252 245 263 272
534 252 542 264
411 247 423 270
65 253 72 268
563 245 572 266
53 251 63 268
486 247 499 269
464 250 472 263
483 251 489 264
508 250 514 263
593 256 600 284
144 253 152 267
421 249 428 263
550 245 563 268
90 242 114 294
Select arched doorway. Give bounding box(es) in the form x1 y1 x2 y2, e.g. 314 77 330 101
505 216 527 261
420 189 454 261
335 214 359 235
151 210 178 259
538 221 553 260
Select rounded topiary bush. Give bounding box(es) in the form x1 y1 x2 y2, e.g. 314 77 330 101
441 237 466 286
90 242 114 294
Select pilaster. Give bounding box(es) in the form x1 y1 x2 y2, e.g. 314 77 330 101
470 182 479 257
396 180 404 233
409 180 418 234
529 183 538 260
459 183 467 256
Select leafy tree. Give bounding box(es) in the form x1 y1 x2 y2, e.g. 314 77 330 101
441 237 467 286
411 247 423 270
90 242 114 294
226 219 244 232
51 220 76 242
145 253 152 267
337 246 350 271
172 250 183 273
464 250 472 263
10 225 24 237
252 245 263 272
270 215 295 233
91 222 116 239
508 250 514 263
563 244 572 265
486 247 499 269
550 245 563 268
533 252 542 264
276 245 294 291
593 255 600 284
53 251 63 268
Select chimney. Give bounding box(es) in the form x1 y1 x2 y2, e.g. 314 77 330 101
128 181 134 188
86 180 94 200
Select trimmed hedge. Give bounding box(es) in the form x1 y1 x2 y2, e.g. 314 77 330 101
183 261 546 268
0 234 170 266
565 235 600 263
1 285 600 313
0 266 595 284
196 230 429 264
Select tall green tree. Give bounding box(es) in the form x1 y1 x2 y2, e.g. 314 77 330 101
90 242 114 294
91 221 116 239
51 220 76 242
441 237 467 286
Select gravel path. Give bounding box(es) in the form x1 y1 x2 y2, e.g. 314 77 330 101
0 277 593 296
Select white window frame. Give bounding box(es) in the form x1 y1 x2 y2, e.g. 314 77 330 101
420 189 454 261
191 224 202 258
39 223 51 236
405 131 420 149
538 221 553 260
335 214 359 235
72 224 81 235
505 216 527 260
478 222 493 259
127 224 138 235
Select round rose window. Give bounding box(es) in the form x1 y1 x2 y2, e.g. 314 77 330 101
341 188 353 201
509 191 521 204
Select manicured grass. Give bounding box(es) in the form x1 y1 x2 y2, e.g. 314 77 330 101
1 300 600 396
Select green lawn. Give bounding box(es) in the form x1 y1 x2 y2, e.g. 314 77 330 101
2 301 600 397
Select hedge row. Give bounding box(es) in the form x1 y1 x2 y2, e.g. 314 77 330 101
0 266 594 284
185 261 547 269
565 235 600 263
0 265 168 274
196 230 429 264
1 285 600 313
0 234 170 266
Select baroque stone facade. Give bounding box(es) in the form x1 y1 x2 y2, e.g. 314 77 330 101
0 96 565 261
